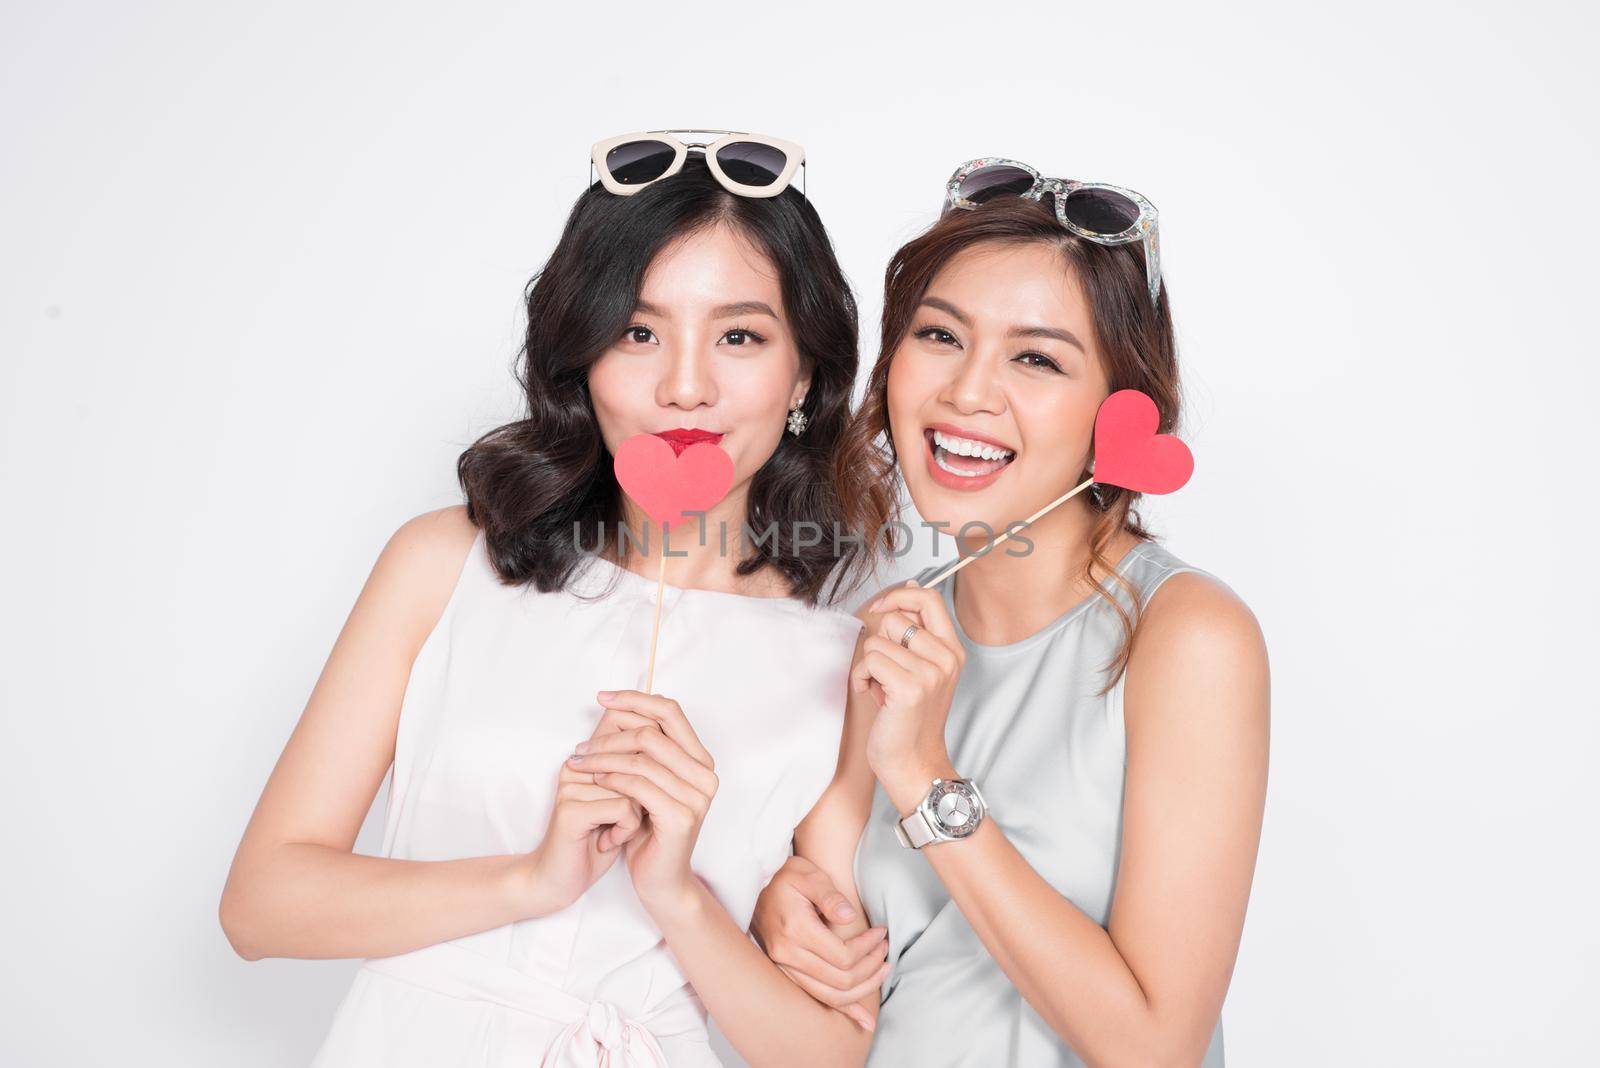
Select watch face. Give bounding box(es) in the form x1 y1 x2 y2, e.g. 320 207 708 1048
929 779 981 838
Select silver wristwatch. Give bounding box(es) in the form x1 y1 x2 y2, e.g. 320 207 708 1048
894 777 987 849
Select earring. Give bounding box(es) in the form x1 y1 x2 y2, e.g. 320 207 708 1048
786 398 808 437
1086 460 1106 510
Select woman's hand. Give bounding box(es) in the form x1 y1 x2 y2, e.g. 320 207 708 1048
566 689 718 920
519 766 644 919
750 855 891 1030
519 698 664 918
855 582 966 810
560 704 656 852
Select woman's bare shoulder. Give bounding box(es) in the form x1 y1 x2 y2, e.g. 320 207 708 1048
1137 568 1262 653
368 504 481 647
1126 568 1269 733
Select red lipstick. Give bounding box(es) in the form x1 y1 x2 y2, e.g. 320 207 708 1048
653 428 725 457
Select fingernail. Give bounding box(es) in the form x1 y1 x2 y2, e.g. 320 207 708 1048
833 902 855 920
574 741 590 754
567 752 585 763
904 579 917 587
866 600 881 612
597 690 616 700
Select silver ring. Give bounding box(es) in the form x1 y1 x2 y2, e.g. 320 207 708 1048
900 624 919 649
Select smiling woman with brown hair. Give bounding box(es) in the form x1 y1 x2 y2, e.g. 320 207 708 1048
750 166 1270 1067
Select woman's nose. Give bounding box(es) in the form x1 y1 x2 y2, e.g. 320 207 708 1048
941 347 1005 414
657 342 718 409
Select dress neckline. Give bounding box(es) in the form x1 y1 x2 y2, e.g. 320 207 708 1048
941 539 1157 656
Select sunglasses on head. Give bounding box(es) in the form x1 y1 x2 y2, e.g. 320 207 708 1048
590 130 806 199
943 158 1163 308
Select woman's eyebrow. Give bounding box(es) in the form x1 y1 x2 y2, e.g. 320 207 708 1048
636 299 778 319
922 295 1086 353
711 300 778 319
1008 324 1086 353
919 296 971 326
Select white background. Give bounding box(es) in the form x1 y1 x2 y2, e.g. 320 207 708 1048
3 1 1596 1064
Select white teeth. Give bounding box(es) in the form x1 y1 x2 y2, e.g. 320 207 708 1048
932 429 1014 461
934 450 1001 478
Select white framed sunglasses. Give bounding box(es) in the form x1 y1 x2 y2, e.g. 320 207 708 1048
590 130 806 199
943 158 1163 307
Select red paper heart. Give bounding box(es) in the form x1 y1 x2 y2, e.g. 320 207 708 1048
1092 389 1194 494
613 433 735 529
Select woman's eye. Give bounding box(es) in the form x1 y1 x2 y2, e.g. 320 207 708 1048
1015 352 1065 374
722 328 766 346
914 326 959 346
622 325 656 344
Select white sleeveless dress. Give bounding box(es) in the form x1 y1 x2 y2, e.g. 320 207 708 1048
311 527 863 1066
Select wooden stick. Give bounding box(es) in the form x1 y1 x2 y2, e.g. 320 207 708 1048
644 546 668 692
921 476 1096 589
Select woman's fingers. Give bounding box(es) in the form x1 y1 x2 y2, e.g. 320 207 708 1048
841 925 891 961
575 726 718 797
785 857 858 924
572 751 704 808
851 637 920 697
784 938 889 991
785 915 887 975
592 708 657 737
875 608 961 676
555 772 642 846
867 583 962 648
779 958 890 1013
596 690 714 770
554 793 640 844
586 768 698 836
567 750 708 818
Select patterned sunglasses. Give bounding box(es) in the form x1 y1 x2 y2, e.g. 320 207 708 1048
942 158 1162 307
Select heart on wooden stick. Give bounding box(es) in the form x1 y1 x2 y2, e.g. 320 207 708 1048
613 433 735 530
611 432 736 693
919 388 1193 590
1092 388 1193 495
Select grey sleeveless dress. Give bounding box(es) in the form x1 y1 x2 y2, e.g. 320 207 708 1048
853 539 1227 1067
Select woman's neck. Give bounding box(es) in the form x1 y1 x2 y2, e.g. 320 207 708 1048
607 491 788 597
948 501 1140 646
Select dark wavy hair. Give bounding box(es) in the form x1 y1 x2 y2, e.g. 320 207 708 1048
457 155 889 607
840 195 1180 693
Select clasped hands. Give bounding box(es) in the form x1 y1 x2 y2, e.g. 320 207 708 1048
520 580 967 1031
523 689 719 921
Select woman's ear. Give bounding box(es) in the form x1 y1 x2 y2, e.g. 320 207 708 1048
793 367 813 408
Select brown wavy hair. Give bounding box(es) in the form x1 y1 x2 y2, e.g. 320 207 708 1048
458 155 890 607
839 196 1181 693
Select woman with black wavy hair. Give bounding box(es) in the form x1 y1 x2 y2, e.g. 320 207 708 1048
220 133 893 1066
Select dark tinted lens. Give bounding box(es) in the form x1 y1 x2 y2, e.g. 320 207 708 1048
1061 187 1142 234
957 164 1036 204
605 140 676 186
714 141 789 186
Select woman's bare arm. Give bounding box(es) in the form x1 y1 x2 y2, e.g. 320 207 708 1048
217 506 546 961
874 573 1270 1067
780 603 890 1028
